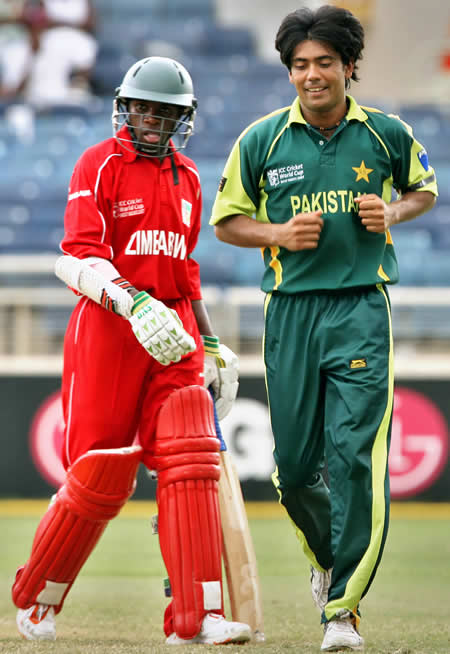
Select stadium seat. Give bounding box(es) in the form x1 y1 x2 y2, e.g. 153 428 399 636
92 45 135 93
95 0 216 21
398 104 450 161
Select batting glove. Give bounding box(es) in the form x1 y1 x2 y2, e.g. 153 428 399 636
203 335 239 420
129 291 196 365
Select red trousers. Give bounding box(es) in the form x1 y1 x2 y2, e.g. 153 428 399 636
61 296 204 471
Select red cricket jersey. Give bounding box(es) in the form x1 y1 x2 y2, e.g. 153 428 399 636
60 125 202 301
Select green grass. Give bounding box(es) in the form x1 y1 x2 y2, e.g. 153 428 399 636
1 504 449 653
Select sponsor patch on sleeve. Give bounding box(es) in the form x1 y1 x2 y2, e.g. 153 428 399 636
418 149 429 171
218 176 227 192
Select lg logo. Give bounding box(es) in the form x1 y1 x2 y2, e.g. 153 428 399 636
30 387 449 498
30 391 65 488
389 387 448 498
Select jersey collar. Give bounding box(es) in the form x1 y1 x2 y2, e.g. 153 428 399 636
116 125 139 162
346 95 369 122
287 95 369 127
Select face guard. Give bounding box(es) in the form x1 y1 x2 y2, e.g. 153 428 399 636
112 99 196 158
112 56 197 159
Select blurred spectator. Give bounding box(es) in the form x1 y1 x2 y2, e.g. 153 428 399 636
0 0 33 100
1 0 99 108
438 20 450 85
430 18 450 105
23 0 99 108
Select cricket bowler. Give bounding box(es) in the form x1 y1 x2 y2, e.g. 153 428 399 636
210 5 438 651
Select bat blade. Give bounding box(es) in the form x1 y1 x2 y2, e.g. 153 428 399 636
219 450 265 642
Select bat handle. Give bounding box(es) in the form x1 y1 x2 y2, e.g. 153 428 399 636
208 386 227 452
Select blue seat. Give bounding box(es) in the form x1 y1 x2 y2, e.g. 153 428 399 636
0 202 31 227
92 45 137 93
187 131 233 159
0 223 63 253
398 104 450 161
392 227 432 285
127 19 254 58
96 0 215 21
389 226 433 249
155 0 215 19
415 202 450 251
194 236 240 286
421 251 450 286
434 162 450 196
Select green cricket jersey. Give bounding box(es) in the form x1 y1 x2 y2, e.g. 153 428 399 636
210 96 438 293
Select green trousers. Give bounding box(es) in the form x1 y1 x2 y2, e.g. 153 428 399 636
263 284 393 621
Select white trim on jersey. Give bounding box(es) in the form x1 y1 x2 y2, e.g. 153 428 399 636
94 153 122 202
94 153 122 256
185 164 200 183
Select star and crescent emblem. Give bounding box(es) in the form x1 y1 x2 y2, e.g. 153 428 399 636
352 160 374 182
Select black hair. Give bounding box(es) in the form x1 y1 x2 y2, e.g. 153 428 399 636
275 4 365 88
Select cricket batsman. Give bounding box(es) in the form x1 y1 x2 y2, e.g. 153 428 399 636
11 56 251 646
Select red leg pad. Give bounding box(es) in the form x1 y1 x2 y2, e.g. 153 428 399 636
155 385 223 640
12 445 142 613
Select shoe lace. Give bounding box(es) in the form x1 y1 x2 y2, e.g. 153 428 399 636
327 618 354 634
30 604 50 624
206 613 224 621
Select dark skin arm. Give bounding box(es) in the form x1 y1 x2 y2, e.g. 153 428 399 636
192 299 214 337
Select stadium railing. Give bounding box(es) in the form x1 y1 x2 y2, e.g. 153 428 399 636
0 256 450 377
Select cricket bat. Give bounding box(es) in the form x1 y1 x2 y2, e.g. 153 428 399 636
211 394 265 642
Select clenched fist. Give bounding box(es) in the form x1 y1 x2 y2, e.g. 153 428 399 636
277 211 324 251
355 194 391 233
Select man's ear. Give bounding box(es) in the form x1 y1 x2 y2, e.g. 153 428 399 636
345 59 355 80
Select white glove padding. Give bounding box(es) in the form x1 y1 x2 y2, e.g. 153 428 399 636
203 335 239 420
129 291 196 365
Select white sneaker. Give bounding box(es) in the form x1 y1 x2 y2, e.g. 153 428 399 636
17 604 56 641
166 612 251 645
311 565 332 613
321 616 364 651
